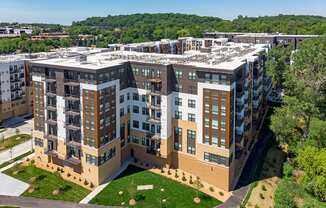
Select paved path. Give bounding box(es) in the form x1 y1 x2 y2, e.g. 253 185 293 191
0 174 29 196
0 195 116 208
0 140 33 164
80 158 133 204
0 117 33 139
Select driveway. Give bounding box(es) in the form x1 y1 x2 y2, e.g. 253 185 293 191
0 140 33 164
0 173 29 196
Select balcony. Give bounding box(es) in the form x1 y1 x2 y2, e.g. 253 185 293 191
45 149 58 157
146 132 161 140
146 148 160 156
147 116 160 124
45 134 57 141
46 118 57 125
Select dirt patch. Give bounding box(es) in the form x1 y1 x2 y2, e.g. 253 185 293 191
246 147 286 208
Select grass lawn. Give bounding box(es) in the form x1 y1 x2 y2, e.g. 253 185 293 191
4 164 90 202
0 134 31 152
90 165 222 208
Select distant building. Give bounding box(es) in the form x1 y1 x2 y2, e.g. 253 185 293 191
204 32 320 50
0 47 108 123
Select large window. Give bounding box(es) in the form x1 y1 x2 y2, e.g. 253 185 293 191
187 130 196 155
133 105 139 114
175 111 182 120
175 97 182 106
174 127 182 151
175 70 183 79
188 99 196 108
204 152 229 166
133 120 139 129
188 113 196 122
188 72 196 80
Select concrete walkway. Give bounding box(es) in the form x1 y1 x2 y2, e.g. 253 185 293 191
0 174 29 196
0 153 35 173
79 159 133 204
0 195 116 208
0 140 33 164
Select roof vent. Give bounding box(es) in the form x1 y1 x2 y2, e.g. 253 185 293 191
76 55 87 63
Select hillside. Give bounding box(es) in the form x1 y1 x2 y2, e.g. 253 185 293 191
68 13 326 45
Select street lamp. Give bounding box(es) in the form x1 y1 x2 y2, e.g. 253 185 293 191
30 129 33 151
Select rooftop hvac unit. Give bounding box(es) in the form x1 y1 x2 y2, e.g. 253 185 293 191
76 55 87 63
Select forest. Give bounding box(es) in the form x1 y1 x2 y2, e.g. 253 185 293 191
1 13 326 53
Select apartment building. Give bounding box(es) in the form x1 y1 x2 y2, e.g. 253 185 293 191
109 37 228 55
204 32 320 49
30 42 269 191
0 47 108 123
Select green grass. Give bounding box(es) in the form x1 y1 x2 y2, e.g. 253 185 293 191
4 164 90 202
0 134 31 152
90 165 222 208
0 150 34 169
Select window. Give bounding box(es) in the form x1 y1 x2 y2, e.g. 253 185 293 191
142 122 150 131
133 105 139 114
120 108 125 117
86 154 97 166
188 99 196 108
119 95 124 103
212 105 218 115
175 84 182 92
175 111 182 120
142 107 149 115
212 136 218 146
188 113 196 122
204 152 229 166
133 120 139 129
175 70 183 79
188 72 196 80
187 130 196 155
175 97 182 106
34 137 43 147
174 127 182 151
212 120 218 129
142 95 149 102
133 93 139 101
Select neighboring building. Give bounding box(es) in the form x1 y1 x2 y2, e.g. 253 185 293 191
0 27 33 36
204 32 320 50
0 47 108 123
30 41 269 191
109 37 228 54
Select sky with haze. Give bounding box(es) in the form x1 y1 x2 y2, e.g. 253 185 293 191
0 0 325 25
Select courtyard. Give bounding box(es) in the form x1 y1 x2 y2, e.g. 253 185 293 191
90 165 222 208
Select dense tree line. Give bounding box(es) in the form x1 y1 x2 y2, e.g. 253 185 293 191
268 38 326 206
0 35 73 54
68 13 326 46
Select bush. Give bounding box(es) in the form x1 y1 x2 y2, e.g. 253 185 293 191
219 191 224 196
262 185 267 191
182 176 187 182
167 169 171 175
283 162 293 178
274 180 296 208
209 187 214 192
174 172 179 178
259 193 265 199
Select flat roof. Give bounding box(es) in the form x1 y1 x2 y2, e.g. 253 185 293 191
31 42 267 71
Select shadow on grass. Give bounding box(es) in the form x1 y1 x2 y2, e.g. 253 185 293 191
115 165 146 180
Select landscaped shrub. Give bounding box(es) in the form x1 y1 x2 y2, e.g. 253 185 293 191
161 168 164 173
209 187 214 192
283 162 293 178
182 176 187 182
135 193 146 201
174 172 179 178
219 191 224 196
167 169 171 175
262 185 267 191
189 176 193 184
90 182 94 188
274 179 296 208
259 193 265 199
84 180 89 186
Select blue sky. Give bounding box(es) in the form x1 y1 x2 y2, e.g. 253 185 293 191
0 0 325 25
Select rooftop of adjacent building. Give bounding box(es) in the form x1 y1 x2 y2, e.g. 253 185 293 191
0 47 108 64
204 32 321 38
31 42 267 71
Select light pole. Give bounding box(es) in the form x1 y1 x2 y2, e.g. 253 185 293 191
30 129 33 152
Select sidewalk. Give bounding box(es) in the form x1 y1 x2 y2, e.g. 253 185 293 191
80 159 132 204
0 140 33 165
0 195 115 208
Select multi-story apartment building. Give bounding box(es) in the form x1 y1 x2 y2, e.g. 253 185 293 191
0 47 108 123
30 42 268 191
204 32 320 50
